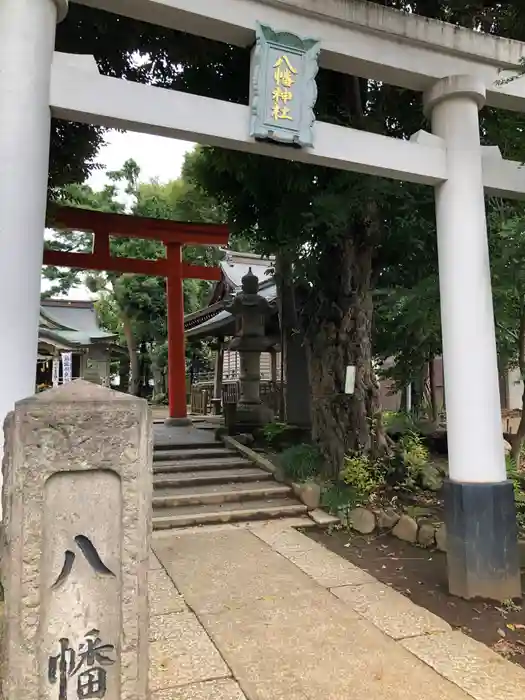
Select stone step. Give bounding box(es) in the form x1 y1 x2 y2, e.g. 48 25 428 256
153 467 272 489
153 444 224 460
153 457 254 474
153 447 238 462
153 481 292 508
152 498 308 530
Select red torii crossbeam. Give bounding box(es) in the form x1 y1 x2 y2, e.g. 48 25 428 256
44 206 229 424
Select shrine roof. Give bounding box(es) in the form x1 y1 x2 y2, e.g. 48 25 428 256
39 299 117 349
185 250 277 339
219 250 275 290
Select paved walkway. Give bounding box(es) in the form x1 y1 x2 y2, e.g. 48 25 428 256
149 519 525 700
153 423 219 448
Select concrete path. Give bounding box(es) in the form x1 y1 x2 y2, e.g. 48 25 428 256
154 424 219 449
149 520 525 700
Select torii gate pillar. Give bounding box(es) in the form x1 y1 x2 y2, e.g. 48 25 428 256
425 75 520 601
165 243 190 426
0 0 66 473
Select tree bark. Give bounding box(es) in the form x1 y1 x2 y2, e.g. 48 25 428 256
512 386 525 468
274 252 312 428
121 310 140 396
302 228 386 479
428 358 438 422
118 354 130 393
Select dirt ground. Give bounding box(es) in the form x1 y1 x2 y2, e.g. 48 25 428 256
306 527 525 668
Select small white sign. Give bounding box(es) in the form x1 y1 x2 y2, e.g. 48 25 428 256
51 358 60 387
61 352 73 384
345 365 356 395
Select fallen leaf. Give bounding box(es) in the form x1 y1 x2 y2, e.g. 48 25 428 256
497 628 506 638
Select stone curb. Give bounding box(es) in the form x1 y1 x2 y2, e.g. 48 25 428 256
222 437 448 543
344 505 447 552
223 436 278 476
223 436 338 522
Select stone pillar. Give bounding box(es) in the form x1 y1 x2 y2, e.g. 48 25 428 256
226 269 273 431
270 348 278 385
0 0 67 471
424 75 520 601
239 351 262 406
2 380 152 700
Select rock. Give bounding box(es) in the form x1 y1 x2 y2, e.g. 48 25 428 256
292 482 321 510
348 507 376 534
420 464 444 491
392 514 418 543
236 433 255 446
376 508 400 530
214 426 228 441
435 524 447 552
504 439 512 455
424 429 448 455
309 509 340 527
418 522 436 547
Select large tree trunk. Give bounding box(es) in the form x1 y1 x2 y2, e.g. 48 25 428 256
301 75 387 478
121 311 140 396
118 354 130 393
302 231 386 479
428 358 439 423
274 252 312 428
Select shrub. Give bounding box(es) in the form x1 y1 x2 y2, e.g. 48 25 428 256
339 453 384 504
506 455 525 532
399 431 429 470
394 431 429 486
262 421 289 447
321 482 355 516
383 411 417 435
277 443 323 482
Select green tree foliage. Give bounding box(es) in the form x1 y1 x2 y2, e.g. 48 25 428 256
489 205 525 464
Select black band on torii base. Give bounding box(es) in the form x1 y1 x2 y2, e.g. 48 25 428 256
444 479 521 602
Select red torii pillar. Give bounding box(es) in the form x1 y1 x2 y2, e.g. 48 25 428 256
44 206 229 424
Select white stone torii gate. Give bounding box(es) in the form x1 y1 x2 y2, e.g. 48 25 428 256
2 0 525 599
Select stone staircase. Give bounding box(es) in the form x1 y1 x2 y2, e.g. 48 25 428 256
152 439 307 530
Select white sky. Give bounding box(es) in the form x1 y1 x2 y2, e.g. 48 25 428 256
88 130 195 190
42 130 196 300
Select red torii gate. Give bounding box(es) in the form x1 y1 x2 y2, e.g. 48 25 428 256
44 206 229 424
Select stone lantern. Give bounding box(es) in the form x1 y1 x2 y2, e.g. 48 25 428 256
225 268 274 431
